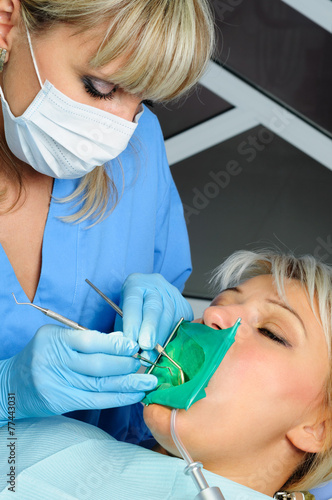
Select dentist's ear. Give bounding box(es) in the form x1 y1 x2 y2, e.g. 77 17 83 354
0 0 19 60
286 417 328 454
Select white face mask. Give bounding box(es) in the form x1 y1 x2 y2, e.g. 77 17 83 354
0 30 142 179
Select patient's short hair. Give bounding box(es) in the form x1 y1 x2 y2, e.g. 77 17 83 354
211 250 332 491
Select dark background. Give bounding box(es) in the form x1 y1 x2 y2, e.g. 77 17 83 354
151 0 332 299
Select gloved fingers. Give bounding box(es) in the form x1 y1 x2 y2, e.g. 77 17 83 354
149 298 194 351
76 390 147 410
180 299 194 322
62 329 139 356
121 287 144 342
147 313 182 353
114 314 123 333
137 291 166 350
139 350 158 364
67 372 158 393
65 351 141 377
119 273 194 349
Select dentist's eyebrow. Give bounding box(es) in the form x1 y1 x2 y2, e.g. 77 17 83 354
266 299 307 338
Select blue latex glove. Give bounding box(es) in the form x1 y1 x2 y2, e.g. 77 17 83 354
0 324 157 426
116 273 193 352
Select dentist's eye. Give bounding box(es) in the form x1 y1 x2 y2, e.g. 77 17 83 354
258 328 290 347
82 76 118 101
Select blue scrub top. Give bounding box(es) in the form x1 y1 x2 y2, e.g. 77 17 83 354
0 107 192 442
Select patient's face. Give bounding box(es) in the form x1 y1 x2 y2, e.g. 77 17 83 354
143 274 328 470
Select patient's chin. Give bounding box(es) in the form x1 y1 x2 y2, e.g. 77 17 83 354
143 403 173 444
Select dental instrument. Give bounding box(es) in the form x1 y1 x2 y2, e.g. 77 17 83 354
85 279 185 382
144 318 241 410
85 279 123 317
171 409 225 500
11 292 168 372
12 293 87 331
154 343 185 384
147 317 184 376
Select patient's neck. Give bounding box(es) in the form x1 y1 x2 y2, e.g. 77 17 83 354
152 439 304 497
201 440 304 497
152 443 176 458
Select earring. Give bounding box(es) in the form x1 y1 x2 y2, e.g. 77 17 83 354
0 48 7 72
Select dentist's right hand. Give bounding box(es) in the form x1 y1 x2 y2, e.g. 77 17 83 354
0 324 158 426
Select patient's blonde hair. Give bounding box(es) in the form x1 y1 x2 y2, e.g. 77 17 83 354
1 0 215 223
211 250 332 492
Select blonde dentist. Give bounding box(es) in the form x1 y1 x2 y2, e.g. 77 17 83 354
0 0 214 441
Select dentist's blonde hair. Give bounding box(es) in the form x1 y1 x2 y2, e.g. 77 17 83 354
211 250 332 492
1 0 215 223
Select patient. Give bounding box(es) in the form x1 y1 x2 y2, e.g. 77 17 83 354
0 250 331 500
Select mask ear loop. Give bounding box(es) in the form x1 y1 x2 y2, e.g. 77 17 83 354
26 28 43 89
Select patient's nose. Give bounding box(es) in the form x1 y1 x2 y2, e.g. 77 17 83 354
203 305 240 330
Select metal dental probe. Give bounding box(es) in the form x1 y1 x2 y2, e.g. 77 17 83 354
147 317 186 384
12 293 88 331
85 279 123 318
85 279 182 378
147 317 184 376
12 291 167 371
154 344 185 384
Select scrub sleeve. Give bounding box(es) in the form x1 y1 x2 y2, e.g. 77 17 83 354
0 107 192 443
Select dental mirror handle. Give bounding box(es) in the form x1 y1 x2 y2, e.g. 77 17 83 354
12 293 87 331
43 309 88 331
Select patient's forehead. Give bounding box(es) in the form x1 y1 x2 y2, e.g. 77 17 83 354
211 274 303 306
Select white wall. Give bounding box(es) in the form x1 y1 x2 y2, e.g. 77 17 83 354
186 297 210 320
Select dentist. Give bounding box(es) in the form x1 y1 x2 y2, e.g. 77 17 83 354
0 0 214 441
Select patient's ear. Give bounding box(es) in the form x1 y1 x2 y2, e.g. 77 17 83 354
287 418 327 453
0 0 19 54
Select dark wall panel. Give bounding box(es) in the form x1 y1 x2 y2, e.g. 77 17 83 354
151 85 232 139
211 0 332 135
171 126 332 298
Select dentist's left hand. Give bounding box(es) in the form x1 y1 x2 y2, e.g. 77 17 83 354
0 324 158 425
116 273 193 352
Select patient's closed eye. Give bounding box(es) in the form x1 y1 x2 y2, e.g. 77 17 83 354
258 328 290 347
